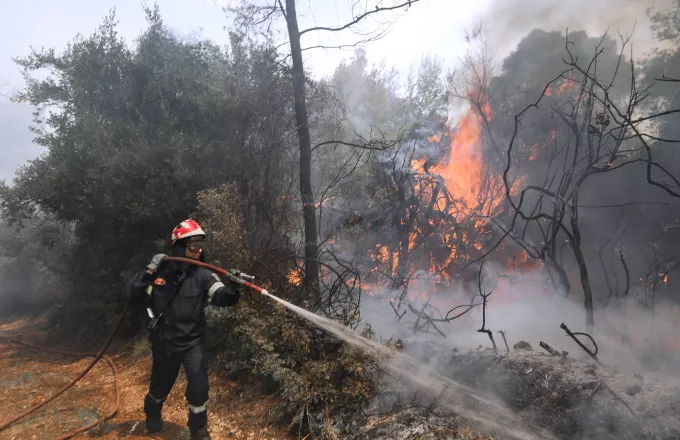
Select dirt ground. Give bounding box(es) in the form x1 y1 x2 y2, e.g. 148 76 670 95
0 317 293 440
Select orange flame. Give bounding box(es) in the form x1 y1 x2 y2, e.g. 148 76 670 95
367 92 544 307
545 76 578 97
315 196 337 208
411 157 427 174
287 268 302 286
430 102 496 218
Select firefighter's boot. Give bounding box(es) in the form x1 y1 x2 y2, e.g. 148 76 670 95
188 406 210 439
143 394 164 433
190 426 212 440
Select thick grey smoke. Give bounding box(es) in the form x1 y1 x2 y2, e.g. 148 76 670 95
355 263 680 438
480 0 673 57
359 263 680 374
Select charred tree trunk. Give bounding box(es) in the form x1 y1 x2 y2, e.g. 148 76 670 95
394 184 410 289
284 0 319 302
545 257 571 297
570 182 594 333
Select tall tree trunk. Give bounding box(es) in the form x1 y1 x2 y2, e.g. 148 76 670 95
284 0 319 302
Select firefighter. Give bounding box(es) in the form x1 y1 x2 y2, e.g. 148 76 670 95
122 219 241 440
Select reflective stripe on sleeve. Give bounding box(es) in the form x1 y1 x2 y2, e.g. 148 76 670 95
207 282 225 302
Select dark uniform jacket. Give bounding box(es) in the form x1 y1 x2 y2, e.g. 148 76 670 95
122 263 240 352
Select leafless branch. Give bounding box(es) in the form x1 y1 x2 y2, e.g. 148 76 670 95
298 0 420 37
656 73 680 82
312 136 401 152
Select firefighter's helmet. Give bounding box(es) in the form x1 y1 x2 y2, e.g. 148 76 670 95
171 219 206 245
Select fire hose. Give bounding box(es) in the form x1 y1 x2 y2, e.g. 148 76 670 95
0 257 267 439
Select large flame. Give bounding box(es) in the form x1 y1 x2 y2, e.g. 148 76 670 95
360 95 535 302
411 99 506 228
429 101 502 219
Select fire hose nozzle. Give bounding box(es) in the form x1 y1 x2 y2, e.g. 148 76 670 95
228 269 255 281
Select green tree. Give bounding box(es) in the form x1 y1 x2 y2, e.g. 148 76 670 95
1 6 297 317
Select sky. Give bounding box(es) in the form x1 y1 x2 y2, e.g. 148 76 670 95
0 0 664 182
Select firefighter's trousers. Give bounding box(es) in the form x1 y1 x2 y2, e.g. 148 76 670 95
143 341 210 430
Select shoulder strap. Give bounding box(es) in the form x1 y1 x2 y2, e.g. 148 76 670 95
158 271 188 316
147 271 189 330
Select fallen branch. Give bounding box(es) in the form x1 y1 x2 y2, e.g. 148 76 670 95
540 341 561 356
540 341 569 363
389 299 407 321
560 323 602 366
498 330 510 354
602 383 637 418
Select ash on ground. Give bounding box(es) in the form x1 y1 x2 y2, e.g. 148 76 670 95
339 345 680 440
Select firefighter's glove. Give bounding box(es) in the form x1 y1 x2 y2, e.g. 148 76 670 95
146 254 167 272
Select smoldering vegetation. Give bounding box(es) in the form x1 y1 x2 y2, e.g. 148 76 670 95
1 0 680 438
351 270 680 439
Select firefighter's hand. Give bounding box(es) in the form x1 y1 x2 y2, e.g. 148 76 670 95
146 254 167 272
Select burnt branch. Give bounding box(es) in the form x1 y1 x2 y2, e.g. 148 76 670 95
407 303 447 337
540 341 569 363
476 260 497 354
560 322 602 366
617 248 631 300
389 299 407 321
540 341 561 356
403 293 480 327
656 73 680 82
498 330 510 354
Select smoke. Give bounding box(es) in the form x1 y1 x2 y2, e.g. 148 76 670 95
359 261 680 372
351 262 680 438
479 0 675 58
